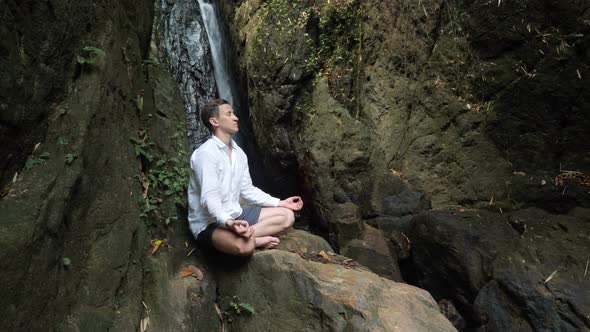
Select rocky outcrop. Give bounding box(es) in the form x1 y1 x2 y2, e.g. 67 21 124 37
228 0 590 234
0 0 191 329
216 249 457 332
0 2 457 331
406 209 590 330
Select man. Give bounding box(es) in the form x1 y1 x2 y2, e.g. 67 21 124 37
188 99 303 256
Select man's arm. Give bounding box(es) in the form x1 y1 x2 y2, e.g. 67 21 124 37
192 151 233 225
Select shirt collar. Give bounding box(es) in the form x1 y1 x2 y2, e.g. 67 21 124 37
211 135 236 150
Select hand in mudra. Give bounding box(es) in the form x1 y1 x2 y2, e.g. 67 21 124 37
225 219 254 238
279 196 303 211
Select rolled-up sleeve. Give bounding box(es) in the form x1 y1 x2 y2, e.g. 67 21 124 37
192 151 233 224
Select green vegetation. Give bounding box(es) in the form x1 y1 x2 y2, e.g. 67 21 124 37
25 152 50 169
131 125 189 225
223 296 255 323
130 135 156 162
65 153 77 166
316 0 362 73
77 46 106 65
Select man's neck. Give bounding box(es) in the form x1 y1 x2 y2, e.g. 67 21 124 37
214 131 232 148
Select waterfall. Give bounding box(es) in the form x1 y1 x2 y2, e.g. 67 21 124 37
160 0 247 150
197 0 236 108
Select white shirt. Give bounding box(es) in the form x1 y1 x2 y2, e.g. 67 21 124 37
187 135 280 236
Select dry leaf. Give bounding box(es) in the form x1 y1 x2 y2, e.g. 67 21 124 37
33 142 41 153
180 265 204 280
150 240 163 255
319 250 330 260
140 317 150 332
214 303 225 332
513 171 527 176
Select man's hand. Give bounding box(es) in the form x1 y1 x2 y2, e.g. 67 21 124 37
279 196 304 211
225 219 254 238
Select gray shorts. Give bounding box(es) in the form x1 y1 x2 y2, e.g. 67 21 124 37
236 206 261 226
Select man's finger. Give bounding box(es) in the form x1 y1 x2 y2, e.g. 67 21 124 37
239 226 253 238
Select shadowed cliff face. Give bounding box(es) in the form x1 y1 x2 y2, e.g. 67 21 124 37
0 1 458 331
228 0 589 225
0 0 158 329
0 1 100 189
227 0 590 330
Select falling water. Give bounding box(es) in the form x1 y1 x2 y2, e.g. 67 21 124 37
197 0 236 109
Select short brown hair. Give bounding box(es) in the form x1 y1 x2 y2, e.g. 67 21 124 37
201 98 230 132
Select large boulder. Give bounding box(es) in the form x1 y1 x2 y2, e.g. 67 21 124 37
216 249 456 331
407 208 590 331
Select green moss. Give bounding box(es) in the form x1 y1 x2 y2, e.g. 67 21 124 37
317 0 362 71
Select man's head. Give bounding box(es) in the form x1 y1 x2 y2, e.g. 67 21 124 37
201 99 239 135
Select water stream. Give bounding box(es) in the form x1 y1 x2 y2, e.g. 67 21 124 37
197 0 235 108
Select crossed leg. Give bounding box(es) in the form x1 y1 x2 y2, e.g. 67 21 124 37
251 207 295 249
210 227 255 256
209 207 295 256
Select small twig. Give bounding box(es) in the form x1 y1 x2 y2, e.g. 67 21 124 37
187 248 196 257
561 186 567 196
585 260 588 277
544 269 559 284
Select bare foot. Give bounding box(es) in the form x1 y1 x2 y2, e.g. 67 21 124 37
255 236 280 249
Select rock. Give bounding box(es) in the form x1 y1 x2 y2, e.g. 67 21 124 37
341 223 402 281
407 208 590 330
328 202 364 245
438 299 467 331
277 228 333 254
216 250 457 331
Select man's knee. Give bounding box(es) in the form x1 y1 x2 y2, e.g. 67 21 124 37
282 208 295 228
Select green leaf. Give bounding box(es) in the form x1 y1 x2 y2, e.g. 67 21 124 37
77 56 86 64
239 303 255 314
82 46 106 57
57 137 68 145
62 257 71 267
65 153 77 165
39 152 51 159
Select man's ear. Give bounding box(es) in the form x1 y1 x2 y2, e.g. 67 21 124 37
209 117 219 128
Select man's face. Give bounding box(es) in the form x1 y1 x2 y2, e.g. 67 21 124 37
211 104 239 134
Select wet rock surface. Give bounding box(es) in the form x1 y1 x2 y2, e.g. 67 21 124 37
159 0 216 150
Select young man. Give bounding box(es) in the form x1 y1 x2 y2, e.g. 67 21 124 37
188 99 303 256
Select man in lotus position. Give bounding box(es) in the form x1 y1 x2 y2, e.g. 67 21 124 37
188 99 303 256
